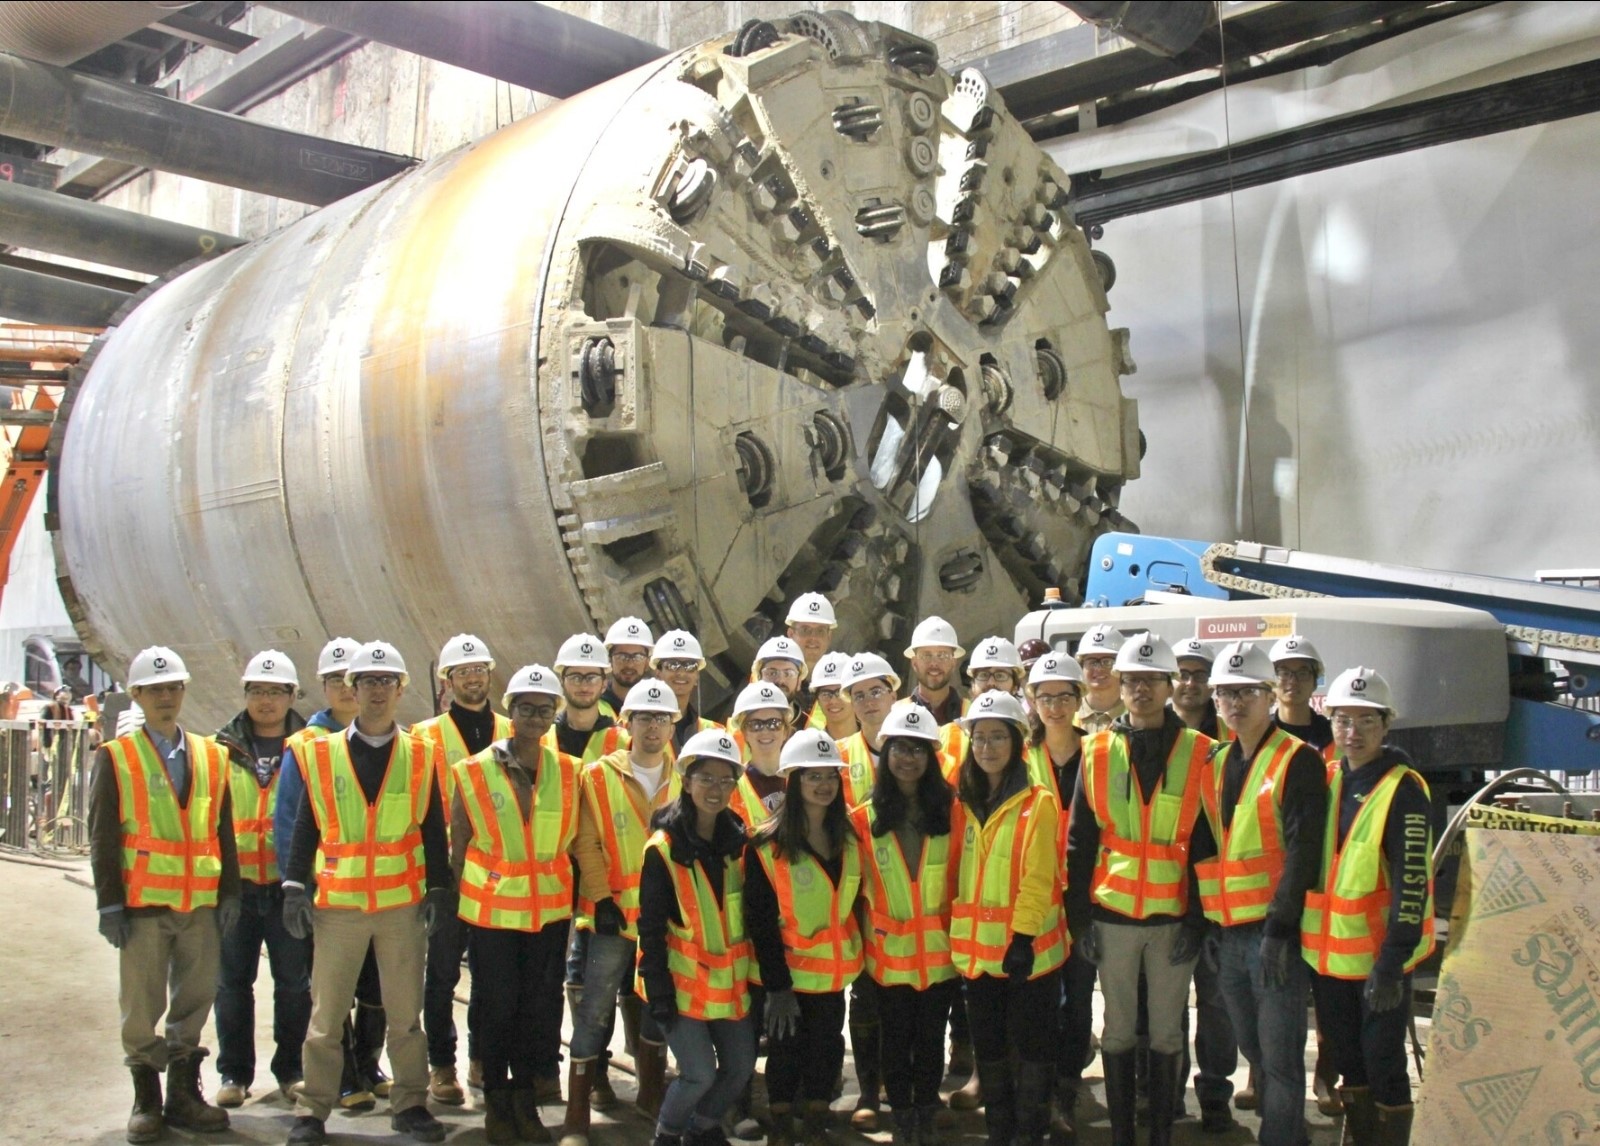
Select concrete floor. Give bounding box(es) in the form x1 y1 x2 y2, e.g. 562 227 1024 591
0 855 1386 1144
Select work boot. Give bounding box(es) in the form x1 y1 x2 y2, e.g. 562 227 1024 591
1145 1052 1179 1146
1374 1102 1414 1146
392 1103 448 1143
635 1037 667 1119
948 1039 975 1077
126 1064 163 1144
620 992 644 1058
1233 1065 1258 1110
950 1066 984 1111
430 1064 466 1105
516 1089 553 1143
1340 1086 1380 1146
561 1057 597 1146
165 1053 229 1132
215 1079 248 1108
1049 1076 1076 1145
849 1020 883 1131
916 1105 944 1146
287 1115 328 1145
975 1060 1016 1146
537 1074 564 1103
1014 1062 1053 1146
767 1103 795 1146
339 1016 376 1111
1314 1035 1342 1117
1101 1051 1137 1146
891 1108 919 1146
1199 1104 1234 1133
485 1090 520 1146
802 1100 837 1146
591 1061 619 1111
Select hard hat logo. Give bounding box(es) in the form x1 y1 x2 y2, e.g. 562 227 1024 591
463 641 476 653
628 624 641 635
852 660 865 673
262 659 275 671
905 711 920 724
581 642 593 654
648 686 662 699
333 649 345 659
673 637 686 648
1139 644 1153 658
153 657 168 671
372 649 386 661
817 739 832 754
1229 654 1244 669
809 600 821 612
980 695 995 709
719 736 734 752
1352 678 1367 692
1092 633 1105 644
985 643 998 655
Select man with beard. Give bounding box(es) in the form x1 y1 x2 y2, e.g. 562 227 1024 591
600 618 654 717
549 634 627 762
650 631 722 753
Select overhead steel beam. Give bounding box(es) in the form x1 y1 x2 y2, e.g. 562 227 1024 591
1069 55 1600 227
0 264 128 327
0 180 243 274
0 49 415 205
0 254 146 294
261 1 666 98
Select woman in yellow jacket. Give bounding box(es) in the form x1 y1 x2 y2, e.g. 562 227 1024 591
950 691 1068 1146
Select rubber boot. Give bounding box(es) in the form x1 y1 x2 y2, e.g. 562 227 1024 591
891 1108 919 1146
975 1060 1016 1146
849 1020 883 1131
1145 1052 1179 1146
1340 1087 1380 1146
635 1038 667 1119
767 1103 795 1146
340 1015 377 1111
1014 1062 1053 1146
1049 1075 1076 1146
916 1105 943 1146
515 1088 553 1143
1313 1029 1342 1116
1374 1102 1414 1146
127 1064 163 1144
486 1090 520 1146
164 1053 230 1132
356 1000 392 1097
802 1100 837 1146
560 1057 597 1146
1101 1051 1137 1146
620 992 644 1059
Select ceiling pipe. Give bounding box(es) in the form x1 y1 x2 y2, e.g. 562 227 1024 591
0 180 244 274
0 264 128 327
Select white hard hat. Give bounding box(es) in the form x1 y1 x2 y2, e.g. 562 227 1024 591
786 592 837 627
1114 632 1178 676
969 636 1023 671
1325 666 1396 714
756 636 805 666
778 728 845 772
621 678 681 717
129 646 190 689
733 681 790 717
879 702 940 743
503 663 561 707
1028 652 1083 687
554 633 610 671
317 637 363 677
810 652 851 690
242 650 299 688
1173 637 1213 664
842 652 902 693
1076 623 1124 658
345 641 409 686
677 728 743 774
651 629 706 669
604 616 654 650
1269 634 1323 672
1209 641 1275 687
904 615 966 659
958 690 1030 732
438 633 493 676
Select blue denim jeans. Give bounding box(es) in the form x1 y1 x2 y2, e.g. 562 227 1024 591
569 932 659 1060
1216 925 1309 1146
658 1014 757 1136
215 881 312 1086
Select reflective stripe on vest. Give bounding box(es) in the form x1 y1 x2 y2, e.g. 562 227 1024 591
949 785 1068 979
576 752 681 938
225 757 279 884
413 712 513 809
108 732 226 911
1196 728 1300 926
643 830 752 1020
807 702 827 730
752 839 864 993
938 724 968 785
729 773 778 829
1022 743 1069 885
304 733 432 911
850 803 956 988
455 745 580 931
541 723 627 764
1082 728 1208 919
837 734 876 808
1301 763 1435 979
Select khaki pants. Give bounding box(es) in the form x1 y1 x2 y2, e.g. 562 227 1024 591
1096 919 1196 1056
297 904 429 1121
120 907 221 1069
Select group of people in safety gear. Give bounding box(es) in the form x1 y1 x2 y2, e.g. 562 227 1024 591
88 592 1432 1146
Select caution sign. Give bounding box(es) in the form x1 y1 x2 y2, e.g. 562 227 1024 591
1417 827 1600 1142
1193 614 1296 642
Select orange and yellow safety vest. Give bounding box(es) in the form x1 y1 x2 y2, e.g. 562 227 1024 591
107 731 227 911
225 759 280 885
850 802 957 988
643 829 752 1020
303 732 434 912
750 838 864 993
412 710 513 810
1195 727 1302 926
949 784 1068 979
577 751 682 939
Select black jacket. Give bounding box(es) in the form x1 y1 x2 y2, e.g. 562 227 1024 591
636 810 748 1008
1331 747 1432 978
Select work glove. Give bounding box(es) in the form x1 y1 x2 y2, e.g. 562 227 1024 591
1364 966 1406 1014
1003 933 1036 984
649 995 679 1036
593 897 626 937
1201 928 1223 973
98 909 130 949
1074 923 1102 967
419 887 456 937
1169 922 1205 967
216 896 241 938
283 885 314 940
765 988 801 1040
1259 932 1294 990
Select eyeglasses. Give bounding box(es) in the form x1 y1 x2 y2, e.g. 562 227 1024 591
743 717 787 733
887 741 931 757
689 773 739 790
1213 685 1270 705
1032 690 1080 709
971 669 1016 684
850 686 891 704
1177 669 1211 684
611 651 648 664
1276 668 1317 683
913 650 956 664
760 665 800 682
814 687 843 701
1121 676 1167 692
450 665 490 680
1332 713 1385 731
322 673 353 688
140 682 185 697
563 671 604 687
355 675 400 690
245 686 293 699
798 770 840 784
657 659 700 673
1079 657 1115 670
790 623 831 639
511 702 558 720
629 712 673 727
971 732 1013 749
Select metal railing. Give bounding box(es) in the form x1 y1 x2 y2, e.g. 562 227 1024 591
0 718 96 854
